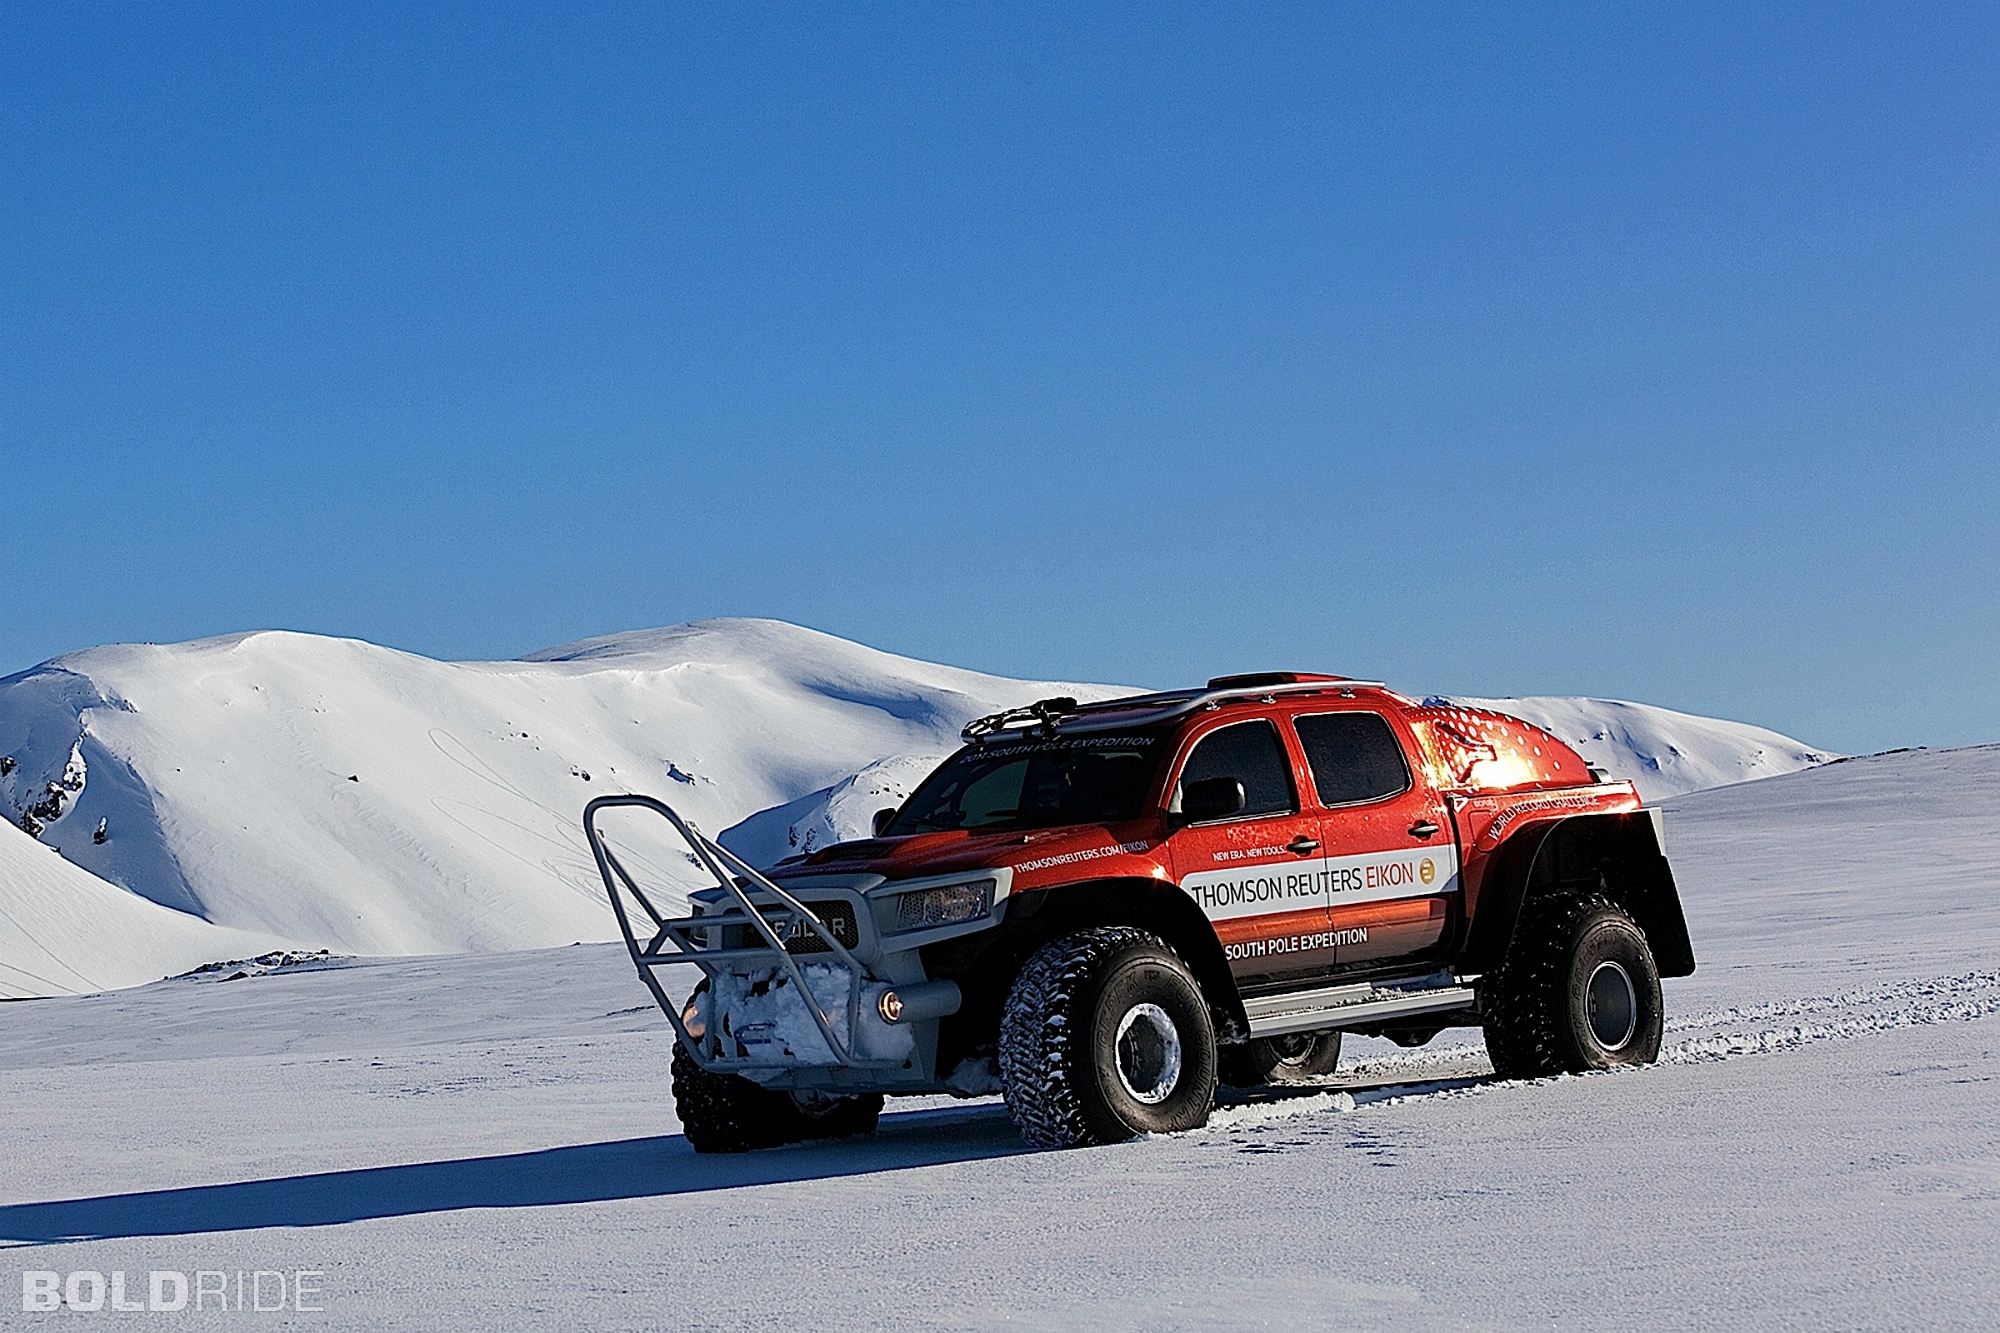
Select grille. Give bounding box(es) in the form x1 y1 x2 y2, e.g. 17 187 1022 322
783 900 860 954
715 901 861 954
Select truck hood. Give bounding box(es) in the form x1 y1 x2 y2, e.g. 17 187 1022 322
770 819 1167 884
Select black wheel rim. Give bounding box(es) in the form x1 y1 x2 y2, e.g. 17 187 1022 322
1585 960 1638 1051
1269 1033 1314 1066
1114 1002 1183 1105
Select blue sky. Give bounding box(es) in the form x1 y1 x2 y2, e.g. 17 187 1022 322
3 4 1994 754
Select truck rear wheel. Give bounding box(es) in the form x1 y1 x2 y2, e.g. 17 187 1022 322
671 1041 882 1153
999 927 1218 1149
1480 894 1663 1079
1221 1031 1343 1087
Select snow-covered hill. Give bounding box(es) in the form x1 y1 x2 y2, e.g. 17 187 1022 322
0 618 1832 996
719 754 951 869
0 822 282 999
0 621 1117 983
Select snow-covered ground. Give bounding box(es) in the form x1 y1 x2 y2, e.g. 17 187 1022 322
0 618 1830 995
2 743 1995 1328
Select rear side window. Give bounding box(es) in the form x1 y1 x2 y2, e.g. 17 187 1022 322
1294 713 1412 807
1177 720 1297 818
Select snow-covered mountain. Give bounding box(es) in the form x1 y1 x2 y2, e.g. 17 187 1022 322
0 621 1118 987
0 618 1832 996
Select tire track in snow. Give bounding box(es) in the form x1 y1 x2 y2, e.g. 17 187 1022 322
1661 970 2000 1065
1190 970 2000 1140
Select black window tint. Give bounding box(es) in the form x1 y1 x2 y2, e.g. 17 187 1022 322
1178 721 1296 818
1294 713 1411 806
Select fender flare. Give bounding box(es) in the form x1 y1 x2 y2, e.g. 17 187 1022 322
1462 810 1696 978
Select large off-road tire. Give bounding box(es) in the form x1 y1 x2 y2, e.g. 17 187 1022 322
671 1042 883 1153
1481 894 1664 1080
999 927 1218 1149
1220 1030 1344 1087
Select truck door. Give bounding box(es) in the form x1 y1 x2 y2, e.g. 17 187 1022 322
1292 710 1459 969
1166 718 1334 983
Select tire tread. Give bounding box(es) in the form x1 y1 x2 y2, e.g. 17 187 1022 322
1482 893 1643 1079
999 926 1165 1149
672 1040 881 1153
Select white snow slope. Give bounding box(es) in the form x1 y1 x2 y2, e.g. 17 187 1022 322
0 825 282 1000
0 621 1119 984
0 744 1993 1329
0 618 1828 995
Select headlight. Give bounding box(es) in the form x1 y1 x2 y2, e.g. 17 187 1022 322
894 879 994 931
681 992 708 1040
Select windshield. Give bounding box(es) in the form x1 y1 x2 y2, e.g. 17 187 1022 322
887 733 1166 835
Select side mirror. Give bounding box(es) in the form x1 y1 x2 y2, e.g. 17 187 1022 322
872 807 899 838
1178 777 1246 824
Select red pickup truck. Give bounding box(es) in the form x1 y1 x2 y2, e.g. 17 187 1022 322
589 672 1694 1152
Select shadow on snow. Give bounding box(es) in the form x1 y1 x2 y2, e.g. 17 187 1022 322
0 1103 1029 1246
1 1070 1495 1246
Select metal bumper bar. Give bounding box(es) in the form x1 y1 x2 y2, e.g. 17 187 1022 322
583 793 901 1071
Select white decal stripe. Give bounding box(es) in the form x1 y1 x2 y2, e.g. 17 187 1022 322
1323 845 1460 907
1180 863 1327 922
1181 846 1460 922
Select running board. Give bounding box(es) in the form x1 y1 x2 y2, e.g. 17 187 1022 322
1244 979 1480 1039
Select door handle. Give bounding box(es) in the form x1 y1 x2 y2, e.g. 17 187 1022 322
1408 821 1440 839
1286 836 1320 855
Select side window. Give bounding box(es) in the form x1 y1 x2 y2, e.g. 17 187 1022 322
1177 720 1297 819
1294 713 1412 807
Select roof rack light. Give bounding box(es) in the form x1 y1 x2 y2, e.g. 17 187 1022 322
1204 672 1347 690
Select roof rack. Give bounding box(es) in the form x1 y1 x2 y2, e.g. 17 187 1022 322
960 696 1079 742
961 678 1389 743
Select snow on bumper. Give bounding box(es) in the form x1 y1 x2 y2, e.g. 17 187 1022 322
703 962 916 1067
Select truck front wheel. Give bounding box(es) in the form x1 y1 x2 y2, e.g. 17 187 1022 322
999 927 1218 1149
1480 894 1664 1079
671 1041 882 1153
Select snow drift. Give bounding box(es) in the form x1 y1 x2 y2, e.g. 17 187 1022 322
0 618 1831 995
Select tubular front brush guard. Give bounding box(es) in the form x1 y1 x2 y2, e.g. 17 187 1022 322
583 793 900 1071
